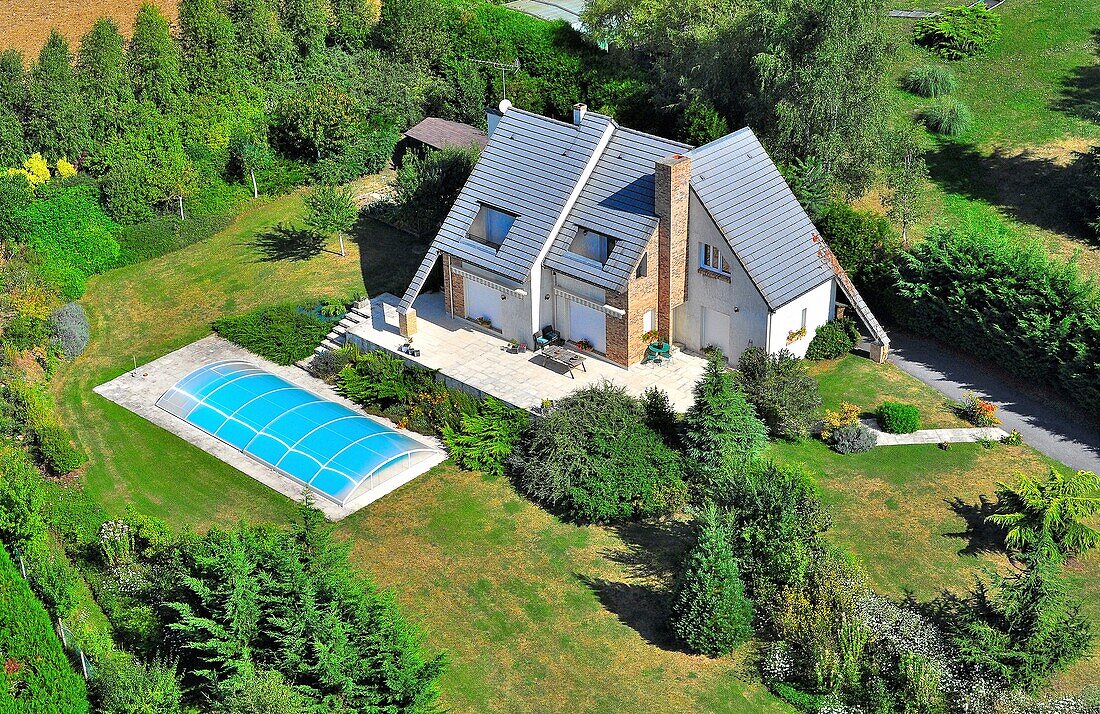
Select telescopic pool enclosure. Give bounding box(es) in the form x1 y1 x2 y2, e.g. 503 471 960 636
156 360 440 506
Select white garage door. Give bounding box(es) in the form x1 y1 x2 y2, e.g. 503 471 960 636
568 301 606 353
701 306 730 356
466 280 504 328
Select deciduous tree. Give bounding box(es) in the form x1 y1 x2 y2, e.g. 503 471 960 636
128 3 184 112
76 18 135 146
25 31 88 160
304 183 357 256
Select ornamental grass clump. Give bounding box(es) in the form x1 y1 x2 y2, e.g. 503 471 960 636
920 98 973 137
903 65 957 97
829 424 877 454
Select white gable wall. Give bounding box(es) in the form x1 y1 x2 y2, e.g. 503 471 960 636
766 279 836 358
672 193 770 361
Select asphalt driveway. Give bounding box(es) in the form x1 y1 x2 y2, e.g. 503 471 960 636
886 332 1100 473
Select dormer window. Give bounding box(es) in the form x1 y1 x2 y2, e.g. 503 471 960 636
569 228 615 265
468 205 516 248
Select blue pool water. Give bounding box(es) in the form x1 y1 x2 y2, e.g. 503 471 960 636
156 360 437 505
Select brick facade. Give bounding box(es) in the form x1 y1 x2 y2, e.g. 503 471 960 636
655 154 691 342
441 253 465 319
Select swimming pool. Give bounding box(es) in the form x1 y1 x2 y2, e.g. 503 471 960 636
156 360 439 505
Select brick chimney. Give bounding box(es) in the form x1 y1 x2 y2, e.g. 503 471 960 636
654 154 690 339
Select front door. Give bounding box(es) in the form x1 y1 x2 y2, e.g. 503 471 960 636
568 301 606 353
465 280 504 330
701 306 730 356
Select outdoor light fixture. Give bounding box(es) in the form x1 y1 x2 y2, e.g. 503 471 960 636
500 294 506 300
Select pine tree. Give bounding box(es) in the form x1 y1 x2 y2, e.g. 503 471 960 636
681 349 768 497
77 18 135 147
670 507 755 656
128 3 184 111
25 30 88 160
179 0 244 95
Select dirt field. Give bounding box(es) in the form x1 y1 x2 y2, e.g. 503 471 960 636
1 0 178 58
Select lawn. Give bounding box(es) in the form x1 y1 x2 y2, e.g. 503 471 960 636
53 180 422 528
774 356 1100 695
879 0 1100 275
52 190 792 713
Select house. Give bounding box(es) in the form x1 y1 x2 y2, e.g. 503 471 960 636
395 117 488 166
397 101 889 367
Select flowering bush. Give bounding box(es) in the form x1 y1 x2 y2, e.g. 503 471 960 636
1001 429 1024 446
953 391 1000 426
821 402 861 440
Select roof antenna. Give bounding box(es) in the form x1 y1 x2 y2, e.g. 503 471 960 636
468 58 521 102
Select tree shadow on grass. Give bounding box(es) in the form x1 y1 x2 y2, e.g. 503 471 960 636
1054 29 1100 125
943 495 1007 557
925 142 1092 242
253 224 326 262
577 519 695 652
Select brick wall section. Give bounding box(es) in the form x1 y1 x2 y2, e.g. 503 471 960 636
441 253 465 318
654 154 691 340
600 226 662 367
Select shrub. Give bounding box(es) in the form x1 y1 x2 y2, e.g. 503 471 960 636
829 423 877 454
7 380 87 475
0 544 90 714
24 543 80 616
19 184 121 299
670 509 754 656
818 202 901 284
736 346 821 440
920 97 973 137
641 386 679 445
35 422 89 475
902 65 957 97
1075 145 1100 236
49 302 90 358
92 654 182 714
212 302 333 365
875 402 920 434
913 5 1002 60
1001 429 1023 446
806 318 860 361
443 397 529 478
953 391 1000 427
309 348 351 381
895 227 1100 417
820 402 860 440
3 313 51 351
508 382 687 522
385 145 479 237
215 667 309 714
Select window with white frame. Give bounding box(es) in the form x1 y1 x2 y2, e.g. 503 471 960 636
468 205 517 248
700 242 730 275
642 309 655 333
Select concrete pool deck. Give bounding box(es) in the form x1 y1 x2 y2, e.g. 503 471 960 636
93 335 447 520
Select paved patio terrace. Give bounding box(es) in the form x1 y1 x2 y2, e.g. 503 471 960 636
342 294 709 411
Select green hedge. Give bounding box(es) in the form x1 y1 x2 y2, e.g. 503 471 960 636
116 213 233 266
875 402 920 434
212 302 337 365
895 227 1100 416
6 380 86 476
0 545 90 714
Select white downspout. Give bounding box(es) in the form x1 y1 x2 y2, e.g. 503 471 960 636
529 121 616 335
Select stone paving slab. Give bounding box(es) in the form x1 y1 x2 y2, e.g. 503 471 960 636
862 418 1008 446
343 293 709 412
94 335 446 521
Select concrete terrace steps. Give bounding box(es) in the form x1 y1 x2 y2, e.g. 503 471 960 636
313 299 377 358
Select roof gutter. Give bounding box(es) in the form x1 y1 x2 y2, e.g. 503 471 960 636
529 120 617 333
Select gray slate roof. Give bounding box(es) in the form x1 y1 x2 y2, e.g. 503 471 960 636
688 129 834 310
429 108 610 285
544 127 689 291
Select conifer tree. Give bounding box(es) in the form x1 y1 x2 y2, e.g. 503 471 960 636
228 0 296 85
670 507 755 656
0 49 27 114
681 349 768 496
128 3 184 111
77 18 135 146
25 30 88 160
179 0 243 95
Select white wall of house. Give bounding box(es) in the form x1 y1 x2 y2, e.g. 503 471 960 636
458 262 533 344
766 279 835 358
550 273 608 349
673 193 769 361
